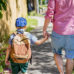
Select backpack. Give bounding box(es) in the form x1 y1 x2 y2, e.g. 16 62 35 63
10 33 31 63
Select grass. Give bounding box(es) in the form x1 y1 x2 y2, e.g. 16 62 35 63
72 71 74 74
26 18 38 32
28 10 45 17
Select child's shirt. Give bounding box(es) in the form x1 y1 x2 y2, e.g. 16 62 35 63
45 0 74 35
9 29 38 45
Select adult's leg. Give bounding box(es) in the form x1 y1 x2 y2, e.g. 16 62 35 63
51 31 65 74
66 59 73 74
54 53 64 74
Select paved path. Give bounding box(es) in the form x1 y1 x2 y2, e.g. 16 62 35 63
27 26 66 74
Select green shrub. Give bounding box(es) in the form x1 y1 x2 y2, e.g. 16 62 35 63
0 48 6 72
0 34 9 48
0 34 10 43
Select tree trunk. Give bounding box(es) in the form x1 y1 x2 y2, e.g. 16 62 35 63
35 0 39 14
0 0 28 41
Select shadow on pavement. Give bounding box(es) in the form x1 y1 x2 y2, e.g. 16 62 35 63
28 27 59 74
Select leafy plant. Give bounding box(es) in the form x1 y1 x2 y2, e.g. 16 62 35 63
0 66 3 73
0 48 6 72
0 0 7 18
0 34 9 48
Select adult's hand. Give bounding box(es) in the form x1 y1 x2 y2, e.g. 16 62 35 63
43 30 47 37
43 30 50 38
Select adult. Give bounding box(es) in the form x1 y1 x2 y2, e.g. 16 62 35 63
43 0 74 74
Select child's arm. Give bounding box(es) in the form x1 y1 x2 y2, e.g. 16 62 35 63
34 35 48 45
5 45 11 65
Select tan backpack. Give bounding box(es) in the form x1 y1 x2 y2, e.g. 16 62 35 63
10 33 31 63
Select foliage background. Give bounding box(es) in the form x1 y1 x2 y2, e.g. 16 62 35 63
0 0 7 18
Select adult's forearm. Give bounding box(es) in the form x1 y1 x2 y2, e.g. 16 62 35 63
43 18 50 31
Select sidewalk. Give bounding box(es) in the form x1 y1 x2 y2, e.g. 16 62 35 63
27 26 66 74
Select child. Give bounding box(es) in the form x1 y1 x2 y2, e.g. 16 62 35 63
5 17 48 74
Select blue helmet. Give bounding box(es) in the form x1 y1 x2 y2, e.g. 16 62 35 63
15 17 27 27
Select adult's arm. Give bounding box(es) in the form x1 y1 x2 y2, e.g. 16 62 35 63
43 0 55 37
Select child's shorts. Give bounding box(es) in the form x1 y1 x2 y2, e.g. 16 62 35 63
10 59 28 74
51 31 74 59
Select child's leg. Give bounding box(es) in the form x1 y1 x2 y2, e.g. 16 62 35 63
20 62 28 74
66 59 73 74
10 61 20 74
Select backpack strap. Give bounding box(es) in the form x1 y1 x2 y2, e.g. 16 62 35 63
11 32 17 48
13 32 18 35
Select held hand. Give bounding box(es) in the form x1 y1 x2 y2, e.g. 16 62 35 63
43 31 47 37
44 33 50 40
43 31 50 37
